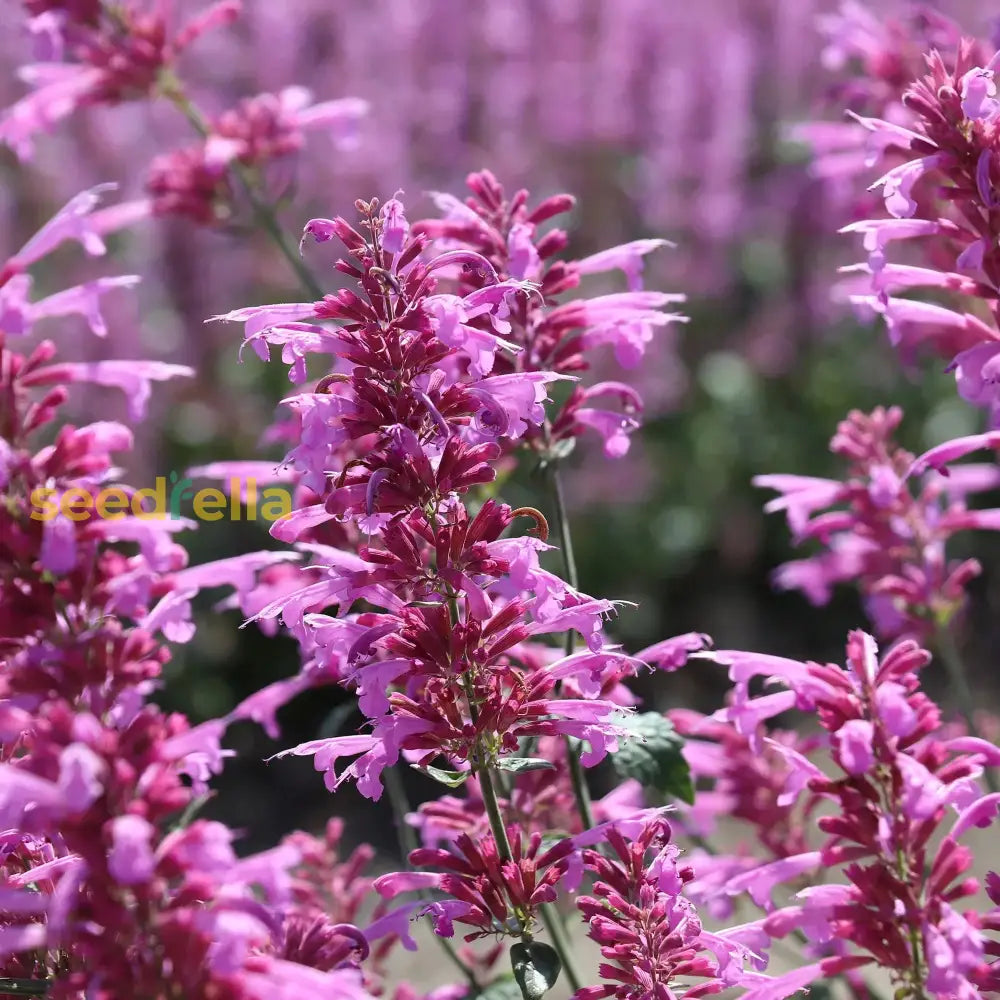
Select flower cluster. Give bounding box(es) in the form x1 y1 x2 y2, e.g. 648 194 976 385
6 0 240 157
414 170 687 460
200 187 749 998
0 191 395 999
828 30 1000 422
8 5 1000 1000
214 191 694 802
698 631 1000 1000
4 2 366 229
793 3 981 204
756 405 1000 640
376 828 574 942
575 817 740 1000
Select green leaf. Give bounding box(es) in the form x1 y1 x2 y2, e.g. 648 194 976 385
495 757 556 774
510 941 561 1000
414 764 470 788
611 712 694 805
472 977 522 1000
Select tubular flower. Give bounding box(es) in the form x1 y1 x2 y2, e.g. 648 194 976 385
669 709 823 889
830 35 1000 420
413 169 687 459
375 829 574 942
2 1 241 158
755 406 1000 641
574 817 744 1000
214 195 696 801
4 3 367 231
146 88 368 224
0 190 388 998
698 630 1000 1000
208 186 733 995
792 4 983 216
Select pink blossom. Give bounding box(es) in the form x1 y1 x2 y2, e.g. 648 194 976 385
107 815 156 884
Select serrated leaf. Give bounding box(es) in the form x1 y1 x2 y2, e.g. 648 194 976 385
495 757 556 774
415 764 470 788
510 941 561 1000
611 712 694 805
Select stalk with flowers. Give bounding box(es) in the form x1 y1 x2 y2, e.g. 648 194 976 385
214 178 730 997
5 3 1000 1000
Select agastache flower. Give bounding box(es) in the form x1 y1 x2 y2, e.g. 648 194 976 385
215 195 656 806
147 88 368 224
834 38 1000 420
755 406 1000 641
375 828 574 942
1 1 241 159
414 170 687 459
207 185 733 1000
793 4 981 203
0 191 390 996
696 629 1000 999
574 816 742 1000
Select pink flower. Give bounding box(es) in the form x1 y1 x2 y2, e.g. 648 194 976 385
107 815 156 884
574 817 742 999
758 407 1000 641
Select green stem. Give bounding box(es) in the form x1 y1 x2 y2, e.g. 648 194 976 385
477 762 514 861
935 627 998 794
384 766 480 990
233 169 324 299
565 741 595 832
159 76 324 299
544 459 596 833
538 904 582 993
546 460 578 595
477 765 583 994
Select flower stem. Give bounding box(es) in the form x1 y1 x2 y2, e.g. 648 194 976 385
477 760 514 861
477 763 583 994
233 167 325 299
935 627 998 794
546 459 578 596
159 76 324 299
544 458 596 833
383 765 480 990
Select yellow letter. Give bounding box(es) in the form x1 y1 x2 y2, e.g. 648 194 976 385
96 487 129 520
62 487 93 522
29 487 58 521
260 488 293 522
193 488 227 522
132 478 167 519
246 478 257 520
